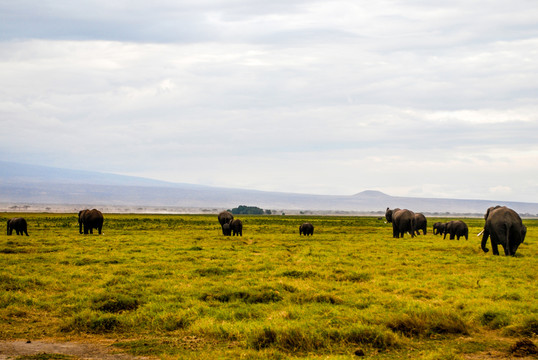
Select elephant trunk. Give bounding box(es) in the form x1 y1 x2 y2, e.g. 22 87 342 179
481 229 490 253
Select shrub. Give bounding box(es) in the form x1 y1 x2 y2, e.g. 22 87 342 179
91 293 140 313
290 292 343 305
387 309 469 337
248 327 278 350
157 312 193 331
63 311 122 333
337 325 399 350
200 289 283 304
504 317 538 337
281 270 317 279
194 267 234 276
276 326 325 352
480 310 511 329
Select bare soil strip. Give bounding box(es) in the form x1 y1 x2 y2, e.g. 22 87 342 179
0 340 151 360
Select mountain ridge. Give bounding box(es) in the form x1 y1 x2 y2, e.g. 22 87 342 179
1 161 537 216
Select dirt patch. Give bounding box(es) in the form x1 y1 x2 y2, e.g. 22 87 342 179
0 340 152 360
463 338 538 360
509 338 538 357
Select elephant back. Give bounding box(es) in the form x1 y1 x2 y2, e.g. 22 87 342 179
218 211 234 226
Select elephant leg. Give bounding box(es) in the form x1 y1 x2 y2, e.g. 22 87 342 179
491 241 500 255
501 235 510 255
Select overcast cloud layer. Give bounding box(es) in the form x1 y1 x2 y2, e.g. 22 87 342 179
1 1 538 202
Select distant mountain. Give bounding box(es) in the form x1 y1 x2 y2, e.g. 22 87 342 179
1 161 538 216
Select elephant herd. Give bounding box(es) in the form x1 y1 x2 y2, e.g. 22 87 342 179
218 211 243 236
386 206 527 256
218 211 315 237
4 206 528 257
433 220 469 240
5 209 105 237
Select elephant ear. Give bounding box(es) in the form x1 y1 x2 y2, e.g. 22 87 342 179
484 207 493 221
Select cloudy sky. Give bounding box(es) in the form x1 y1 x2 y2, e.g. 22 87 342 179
1 1 538 202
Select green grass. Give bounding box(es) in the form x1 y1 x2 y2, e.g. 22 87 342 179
0 213 537 359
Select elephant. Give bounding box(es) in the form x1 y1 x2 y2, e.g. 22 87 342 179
218 211 234 226
218 211 234 235
78 209 104 235
432 222 447 236
230 219 243 236
7 218 29 236
385 208 415 238
481 206 526 256
221 223 231 236
443 220 468 240
413 213 427 235
299 222 314 236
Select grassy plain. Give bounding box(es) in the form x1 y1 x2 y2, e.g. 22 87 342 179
0 213 537 359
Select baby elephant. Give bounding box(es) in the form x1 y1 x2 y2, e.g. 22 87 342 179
230 219 243 236
299 222 314 236
7 217 29 236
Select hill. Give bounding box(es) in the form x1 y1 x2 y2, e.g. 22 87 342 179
1 161 537 216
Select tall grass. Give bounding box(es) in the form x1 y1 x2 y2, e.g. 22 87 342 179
0 213 536 359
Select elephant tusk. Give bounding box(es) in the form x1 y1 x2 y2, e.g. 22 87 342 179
477 229 484 237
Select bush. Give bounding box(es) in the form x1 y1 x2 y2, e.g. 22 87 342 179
480 310 511 329
230 205 265 215
504 317 538 337
200 289 283 304
387 309 469 337
248 327 278 350
91 293 140 313
63 311 122 333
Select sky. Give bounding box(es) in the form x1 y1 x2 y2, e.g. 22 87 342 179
1 1 538 202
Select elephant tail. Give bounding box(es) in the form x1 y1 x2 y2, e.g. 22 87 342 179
481 229 490 253
409 218 415 238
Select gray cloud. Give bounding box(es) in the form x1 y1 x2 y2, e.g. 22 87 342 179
1 1 537 202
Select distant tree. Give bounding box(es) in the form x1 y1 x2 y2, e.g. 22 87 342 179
265 209 272 215
230 205 265 215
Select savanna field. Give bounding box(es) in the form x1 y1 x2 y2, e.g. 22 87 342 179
0 213 537 359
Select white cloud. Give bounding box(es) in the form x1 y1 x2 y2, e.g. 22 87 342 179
1 1 538 202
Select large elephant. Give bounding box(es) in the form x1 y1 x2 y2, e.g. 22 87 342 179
432 222 447 236
78 209 104 235
481 206 526 256
385 208 415 238
218 211 234 235
299 222 314 236
414 213 427 235
443 220 468 240
7 218 29 236
230 219 243 236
